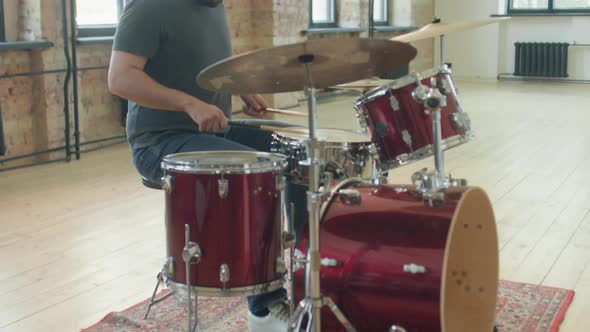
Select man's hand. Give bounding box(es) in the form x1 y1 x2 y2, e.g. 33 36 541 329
183 101 228 133
241 94 269 118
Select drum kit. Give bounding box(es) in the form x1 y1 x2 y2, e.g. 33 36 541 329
143 18 508 332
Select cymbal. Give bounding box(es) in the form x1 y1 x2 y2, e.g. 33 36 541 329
197 38 417 95
331 78 393 92
391 17 510 43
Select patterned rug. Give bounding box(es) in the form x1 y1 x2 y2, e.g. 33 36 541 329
82 280 574 332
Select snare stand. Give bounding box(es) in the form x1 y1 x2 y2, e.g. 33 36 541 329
289 56 357 332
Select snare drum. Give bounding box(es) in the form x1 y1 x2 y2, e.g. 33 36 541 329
271 128 375 184
355 66 474 169
161 151 287 297
294 181 499 331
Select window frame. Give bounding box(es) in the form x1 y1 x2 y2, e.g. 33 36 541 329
309 0 338 29
76 0 124 38
507 0 590 14
373 0 390 26
0 0 5 42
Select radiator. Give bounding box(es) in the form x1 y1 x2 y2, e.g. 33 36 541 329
514 42 569 78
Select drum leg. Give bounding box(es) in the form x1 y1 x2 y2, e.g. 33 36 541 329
289 246 296 317
143 269 175 319
289 296 357 332
182 224 202 332
323 297 357 332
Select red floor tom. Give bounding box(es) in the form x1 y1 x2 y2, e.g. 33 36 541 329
161 151 287 297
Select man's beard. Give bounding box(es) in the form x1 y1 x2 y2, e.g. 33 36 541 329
199 0 223 7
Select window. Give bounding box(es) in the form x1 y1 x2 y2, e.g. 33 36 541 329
76 0 124 37
76 0 120 26
373 0 390 26
508 0 590 13
309 0 337 28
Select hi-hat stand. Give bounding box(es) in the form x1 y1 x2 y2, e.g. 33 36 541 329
289 57 357 332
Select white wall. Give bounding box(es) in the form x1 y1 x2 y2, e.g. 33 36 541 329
499 17 590 80
4 0 19 42
434 0 502 80
434 0 590 80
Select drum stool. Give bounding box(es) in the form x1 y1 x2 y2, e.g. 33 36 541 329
140 176 176 320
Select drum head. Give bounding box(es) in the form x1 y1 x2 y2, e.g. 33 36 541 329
441 187 499 332
274 128 371 143
161 151 286 173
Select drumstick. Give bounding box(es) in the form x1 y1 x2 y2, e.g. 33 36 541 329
229 121 307 134
264 108 307 117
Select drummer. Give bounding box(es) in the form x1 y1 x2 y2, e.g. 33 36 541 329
108 0 290 330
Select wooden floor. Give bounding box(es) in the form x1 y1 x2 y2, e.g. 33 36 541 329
1 80 590 331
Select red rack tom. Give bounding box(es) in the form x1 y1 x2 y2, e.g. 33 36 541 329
355 67 474 170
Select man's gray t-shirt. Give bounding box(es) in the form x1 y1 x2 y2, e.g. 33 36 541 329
114 0 232 148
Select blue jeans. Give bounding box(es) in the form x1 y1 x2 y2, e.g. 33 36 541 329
132 120 297 316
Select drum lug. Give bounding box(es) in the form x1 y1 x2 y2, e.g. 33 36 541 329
320 257 343 268
389 325 408 332
220 264 230 286
218 178 229 199
162 175 173 193
401 130 413 150
403 263 429 275
164 256 175 277
337 189 362 205
389 95 400 111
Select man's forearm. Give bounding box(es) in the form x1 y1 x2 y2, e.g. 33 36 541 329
109 67 204 112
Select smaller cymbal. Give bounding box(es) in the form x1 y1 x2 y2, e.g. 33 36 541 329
391 17 510 43
331 78 393 92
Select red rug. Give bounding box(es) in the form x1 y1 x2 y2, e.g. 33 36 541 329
82 280 574 332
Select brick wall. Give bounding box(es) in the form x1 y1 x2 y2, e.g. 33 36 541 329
0 0 435 166
0 0 123 166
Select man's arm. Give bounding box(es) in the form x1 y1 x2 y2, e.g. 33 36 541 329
108 51 228 133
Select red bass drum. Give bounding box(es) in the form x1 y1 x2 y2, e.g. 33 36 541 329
294 180 499 331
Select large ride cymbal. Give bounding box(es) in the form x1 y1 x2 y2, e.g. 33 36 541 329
391 17 510 43
197 38 417 95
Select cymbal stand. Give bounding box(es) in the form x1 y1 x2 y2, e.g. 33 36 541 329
289 56 357 332
432 17 445 67
411 76 449 205
440 35 445 66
